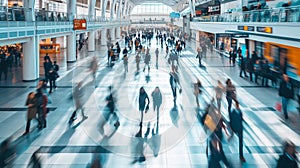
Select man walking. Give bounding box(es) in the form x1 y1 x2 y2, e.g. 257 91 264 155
278 74 294 119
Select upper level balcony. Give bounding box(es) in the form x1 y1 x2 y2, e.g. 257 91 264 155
191 6 300 23
174 6 300 47
0 7 130 41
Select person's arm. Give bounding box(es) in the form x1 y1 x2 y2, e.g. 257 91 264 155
146 94 150 106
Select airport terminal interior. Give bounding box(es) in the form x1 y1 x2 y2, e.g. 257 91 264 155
0 0 300 167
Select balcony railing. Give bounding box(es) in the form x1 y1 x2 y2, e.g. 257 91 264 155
192 6 300 22
0 6 129 23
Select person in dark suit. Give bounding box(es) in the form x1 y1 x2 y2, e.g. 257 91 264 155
208 133 231 168
276 140 298 168
278 74 294 119
230 100 246 162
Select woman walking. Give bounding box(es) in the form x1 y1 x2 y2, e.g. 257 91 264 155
24 92 37 135
215 80 225 111
138 87 150 123
151 87 162 121
226 79 236 115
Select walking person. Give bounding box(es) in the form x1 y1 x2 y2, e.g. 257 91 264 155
89 56 98 82
143 53 151 74
276 140 298 168
136 53 140 71
138 87 150 123
193 79 202 108
226 79 236 114
43 59 52 83
169 71 182 105
44 53 51 62
48 68 58 93
208 133 231 168
155 48 159 67
239 54 248 78
151 87 162 123
24 92 37 135
215 80 225 111
196 47 202 67
229 100 246 162
278 74 294 119
69 82 88 123
123 55 128 73
36 84 48 129
229 49 233 65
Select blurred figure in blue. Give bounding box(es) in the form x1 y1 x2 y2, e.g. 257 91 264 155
276 140 298 168
69 82 88 124
0 138 16 167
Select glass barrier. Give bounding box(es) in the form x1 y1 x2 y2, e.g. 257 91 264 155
192 6 300 22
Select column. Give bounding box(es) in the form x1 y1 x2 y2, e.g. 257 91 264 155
67 0 76 21
23 36 38 81
67 32 76 63
88 30 95 52
23 0 36 21
116 27 121 39
110 28 116 42
101 29 107 46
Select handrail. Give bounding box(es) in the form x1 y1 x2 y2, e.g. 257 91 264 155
0 6 128 22
192 5 300 22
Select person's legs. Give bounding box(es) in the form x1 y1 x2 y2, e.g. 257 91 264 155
227 97 232 113
282 97 289 119
239 69 243 77
243 69 248 77
238 131 243 157
217 98 221 111
42 116 46 128
80 106 87 119
70 110 77 121
49 80 53 93
25 119 31 133
195 94 199 107
53 79 57 88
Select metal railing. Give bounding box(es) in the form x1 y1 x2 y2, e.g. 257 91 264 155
0 6 130 23
35 9 68 22
192 5 300 22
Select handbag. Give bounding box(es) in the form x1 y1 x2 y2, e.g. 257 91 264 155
145 104 149 113
204 104 221 132
275 101 282 112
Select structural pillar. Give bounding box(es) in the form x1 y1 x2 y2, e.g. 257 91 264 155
23 0 36 21
67 0 77 21
101 29 107 46
116 27 121 39
67 32 76 63
110 28 116 42
23 36 38 81
88 30 96 52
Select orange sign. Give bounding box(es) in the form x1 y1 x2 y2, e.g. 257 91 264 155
73 19 87 30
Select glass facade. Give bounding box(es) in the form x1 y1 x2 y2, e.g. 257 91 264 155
131 3 173 15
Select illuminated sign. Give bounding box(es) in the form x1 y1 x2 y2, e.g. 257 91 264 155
238 25 254 31
208 6 220 12
73 19 87 30
170 12 180 18
257 26 273 33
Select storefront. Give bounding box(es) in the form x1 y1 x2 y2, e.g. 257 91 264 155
198 31 215 49
216 33 231 52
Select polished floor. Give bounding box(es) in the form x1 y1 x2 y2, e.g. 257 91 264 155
0 38 299 167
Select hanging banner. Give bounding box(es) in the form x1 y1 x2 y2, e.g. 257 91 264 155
73 19 87 30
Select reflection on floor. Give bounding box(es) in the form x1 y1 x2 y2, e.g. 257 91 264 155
0 38 299 167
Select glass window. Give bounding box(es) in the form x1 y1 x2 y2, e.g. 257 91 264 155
131 3 173 15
